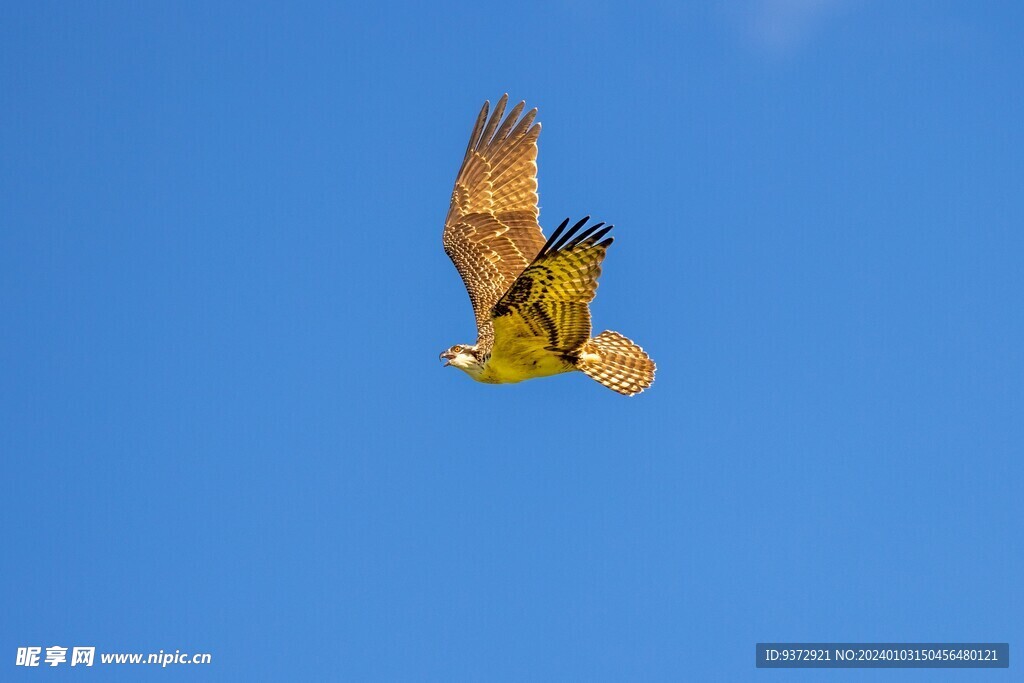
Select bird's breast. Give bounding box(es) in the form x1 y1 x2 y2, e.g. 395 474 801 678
475 342 574 384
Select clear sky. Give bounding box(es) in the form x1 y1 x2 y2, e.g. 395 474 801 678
1 1 1021 680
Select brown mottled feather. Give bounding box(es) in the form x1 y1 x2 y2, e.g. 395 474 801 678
443 95 546 350
577 331 656 396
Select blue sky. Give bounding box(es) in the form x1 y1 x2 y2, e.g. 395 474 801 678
1 1 1021 680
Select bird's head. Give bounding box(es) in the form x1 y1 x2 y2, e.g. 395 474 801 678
439 344 485 376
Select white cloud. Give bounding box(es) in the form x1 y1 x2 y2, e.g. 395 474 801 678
741 0 850 54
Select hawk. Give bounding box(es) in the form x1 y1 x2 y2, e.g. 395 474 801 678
439 95 655 396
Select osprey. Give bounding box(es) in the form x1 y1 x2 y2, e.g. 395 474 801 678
440 95 655 396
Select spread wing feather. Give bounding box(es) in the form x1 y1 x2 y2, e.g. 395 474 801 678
443 95 546 349
491 217 613 355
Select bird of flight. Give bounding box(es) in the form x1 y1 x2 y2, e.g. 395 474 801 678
439 95 655 396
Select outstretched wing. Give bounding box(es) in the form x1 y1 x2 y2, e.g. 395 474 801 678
490 217 613 355
443 95 547 348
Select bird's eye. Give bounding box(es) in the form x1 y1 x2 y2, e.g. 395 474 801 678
452 345 462 353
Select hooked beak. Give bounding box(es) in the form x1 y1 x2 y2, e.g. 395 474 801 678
439 350 454 367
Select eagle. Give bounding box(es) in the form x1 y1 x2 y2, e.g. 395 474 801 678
439 95 655 396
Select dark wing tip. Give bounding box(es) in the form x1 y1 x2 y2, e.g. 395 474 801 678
570 222 605 247
587 225 613 246
540 217 617 256
553 216 589 252
540 218 571 256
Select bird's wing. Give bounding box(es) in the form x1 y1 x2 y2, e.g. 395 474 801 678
490 217 613 355
443 95 547 348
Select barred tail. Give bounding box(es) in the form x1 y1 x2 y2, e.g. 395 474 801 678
575 331 656 396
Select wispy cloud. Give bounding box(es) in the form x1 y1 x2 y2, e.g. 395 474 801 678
740 0 851 54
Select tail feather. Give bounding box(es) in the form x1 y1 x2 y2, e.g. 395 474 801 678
575 331 655 396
